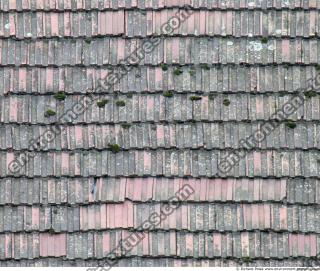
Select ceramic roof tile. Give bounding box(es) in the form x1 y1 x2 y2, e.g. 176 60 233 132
1 0 320 267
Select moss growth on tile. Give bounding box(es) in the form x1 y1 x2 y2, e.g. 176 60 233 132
189 69 196 76
315 64 320 71
96 99 109 108
121 123 131 129
285 120 296 129
278 92 287 97
54 91 66 101
223 98 231 106
108 143 121 153
200 63 210 70
242 257 252 263
261 37 268 43
116 100 126 107
44 109 56 117
161 63 168 71
189 96 202 101
173 68 183 76
208 93 216 100
304 90 317 98
163 90 174 98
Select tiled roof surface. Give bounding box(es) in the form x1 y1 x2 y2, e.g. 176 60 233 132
1 0 320 267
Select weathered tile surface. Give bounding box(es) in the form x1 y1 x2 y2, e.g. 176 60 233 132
0 0 319 267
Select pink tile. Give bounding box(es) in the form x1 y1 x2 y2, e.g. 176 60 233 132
241 232 249 256
116 11 125 34
114 203 124 228
310 234 317 256
9 97 18 122
298 234 305 256
5 234 11 258
39 234 48 257
213 233 222 256
133 178 142 201
9 14 16 36
199 179 207 201
88 206 96 229
155 67 163 88
119 178 127 201
187 12 194 34
214 11 221 35
46 68 54 90
80 206 88 230
226 11 233 35
199 11 206 35
103 232 111 255
74 126 83 147
106 12 113 34
61 152 69 175
9 0 16 9
63 13 71 36
251 204 259 228
100 204 107 229
256 97 264 115
279 206 287 230
185 233 193 255
156 124 165 144
280 179 287 200
117 38 125 60
142 231 149 255
99 12 106 35
146 96 154 117
172 38 180 63
181 205 188 229
226 179 234 201
263 204 271 229
282 39 290 62
32 207 40 230
309 0 318 7
126 201 134 228
253 152 261 174
214 179 222 200
6 152 14 171
51 13 59 36
107 204 115 228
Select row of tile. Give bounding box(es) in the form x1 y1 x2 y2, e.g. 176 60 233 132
0 37 319 66
0 10 319 38
2 122 320 151
0 257 316 267
3 149 320 177
0 0 319 11
0 231 318 259
1 66 319 95
1 202 319 233
2 93 320 124
1 177 317 205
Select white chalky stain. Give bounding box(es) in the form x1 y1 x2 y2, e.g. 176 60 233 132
248 41 263 51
